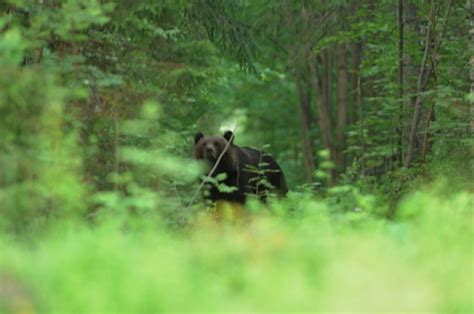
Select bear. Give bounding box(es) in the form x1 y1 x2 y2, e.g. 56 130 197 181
194 130 288 204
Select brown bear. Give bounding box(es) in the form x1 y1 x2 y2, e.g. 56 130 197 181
194 130 288 204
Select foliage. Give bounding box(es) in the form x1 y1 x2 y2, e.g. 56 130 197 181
1 184 472 313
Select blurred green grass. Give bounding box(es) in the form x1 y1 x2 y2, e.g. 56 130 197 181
0 184 472 313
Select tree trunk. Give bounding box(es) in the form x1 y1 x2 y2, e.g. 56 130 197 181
402 0 419 158
296 75 316 182
471 0 474 135
309 61 333 151
309 59 334 185
421 0 454 162
322 48 336 184
302 73 313 129
336 42 348 175
113 97 120 191
397 0 404 165
348 0 361 126
421 97 435 162
404 1 436 168
358 73 365 177
322 49 332 120
350 41 362 126
286 2 317 182
33 0 44 64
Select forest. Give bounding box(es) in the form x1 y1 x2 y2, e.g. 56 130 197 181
0 0 472 313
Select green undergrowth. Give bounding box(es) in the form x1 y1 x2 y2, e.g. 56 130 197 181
0 182 472 313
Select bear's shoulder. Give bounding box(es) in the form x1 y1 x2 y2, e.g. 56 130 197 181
235 146 260 158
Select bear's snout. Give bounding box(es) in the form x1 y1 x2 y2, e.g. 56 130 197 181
204 145 217 161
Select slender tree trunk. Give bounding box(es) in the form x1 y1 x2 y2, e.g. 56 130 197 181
302 73 313 129
309 59 334 185
421 97 435 162
404 1 436 168
358 73 365 177
286 2 316 182
322 48 335 184
421 0 454 162
296 75 316 182
322 49 332 119
33 0 44 64
397 0 404 165
336 42 348 175
346 0 362 125
350 41 362 126
113 101 120 191
471 0 474 135
309 60 333 151
402 1 419 156
349 0 361 126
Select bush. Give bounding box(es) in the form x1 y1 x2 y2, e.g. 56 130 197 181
0 183 472 313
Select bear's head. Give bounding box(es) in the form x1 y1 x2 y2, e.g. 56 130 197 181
194 130 235 165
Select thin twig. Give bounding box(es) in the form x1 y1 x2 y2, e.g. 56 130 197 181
113 96 120 191
186 123 239 211
397 0 404 165
172 133 183 204
358 72 365 177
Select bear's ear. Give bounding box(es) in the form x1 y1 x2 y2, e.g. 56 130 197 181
223 130 234 145
194 132 204 145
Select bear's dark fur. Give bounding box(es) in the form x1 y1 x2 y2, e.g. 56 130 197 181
194 131 288 203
